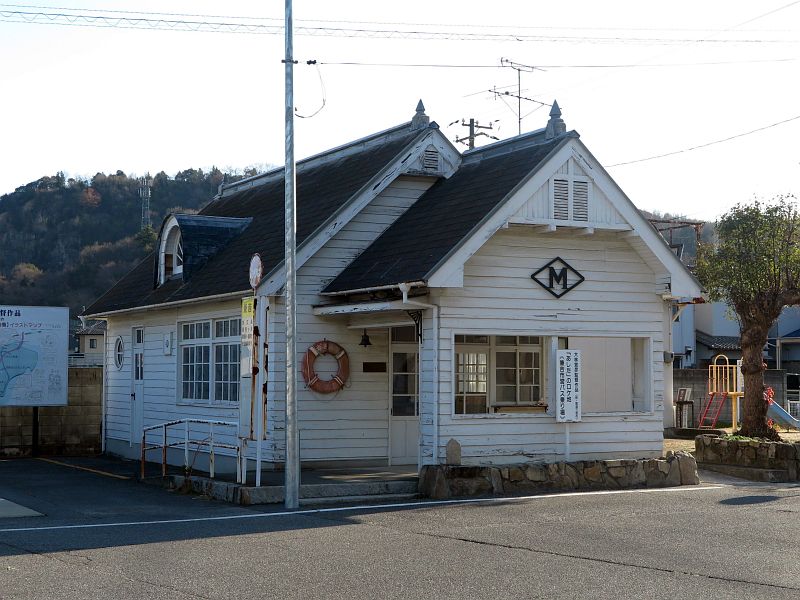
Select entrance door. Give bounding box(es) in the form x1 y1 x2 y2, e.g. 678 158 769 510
390 343 419 465
131 327 144 445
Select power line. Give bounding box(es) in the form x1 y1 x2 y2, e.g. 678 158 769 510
1 10 799 43
1 3 796 34
606 114 800 167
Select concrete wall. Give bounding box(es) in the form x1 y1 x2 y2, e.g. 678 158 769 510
0 367 102 457
673 368 786 427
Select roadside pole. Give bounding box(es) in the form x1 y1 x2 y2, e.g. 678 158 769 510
283 0 300 509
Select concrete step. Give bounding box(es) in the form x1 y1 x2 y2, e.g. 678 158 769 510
242 480 419 505
699 462 790 483
299 493 420 507
165 474 419 505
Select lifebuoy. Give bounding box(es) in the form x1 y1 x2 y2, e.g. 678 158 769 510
302 339 349 394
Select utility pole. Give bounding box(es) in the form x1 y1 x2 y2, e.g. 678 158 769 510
138 173 152 230
454 119 499 150
283 0 300 510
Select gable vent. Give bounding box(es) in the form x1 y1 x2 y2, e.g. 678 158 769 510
553 178 569 220
422 148 440 171
573 180 589 221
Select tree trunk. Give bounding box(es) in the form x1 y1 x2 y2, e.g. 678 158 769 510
739 323 778 439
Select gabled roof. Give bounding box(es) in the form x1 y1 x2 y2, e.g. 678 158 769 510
75 320 106 336
696 330 741 351
324 131 570 294
84 121 430 316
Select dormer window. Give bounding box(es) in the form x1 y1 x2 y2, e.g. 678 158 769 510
158 217 184 284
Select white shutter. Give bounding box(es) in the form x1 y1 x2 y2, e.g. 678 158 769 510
553 178 569 220
573 180 589 221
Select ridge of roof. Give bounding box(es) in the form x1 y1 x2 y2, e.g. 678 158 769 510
218 120 431 197
461 128 576 162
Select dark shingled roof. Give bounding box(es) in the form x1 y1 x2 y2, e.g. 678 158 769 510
695 330 741 351
324 131 571 293
84 122 426 315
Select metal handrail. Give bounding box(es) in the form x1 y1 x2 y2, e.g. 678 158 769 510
140 418 241 482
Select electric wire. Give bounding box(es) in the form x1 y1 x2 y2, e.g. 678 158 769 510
1 9 799 43
607 114 800 167
1 3 796 34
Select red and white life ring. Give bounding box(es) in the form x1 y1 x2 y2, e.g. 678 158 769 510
302 339 349 394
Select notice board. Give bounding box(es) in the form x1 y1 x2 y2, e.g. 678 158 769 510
0 306 68 406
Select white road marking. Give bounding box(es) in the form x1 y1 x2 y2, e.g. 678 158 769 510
0 485 721 534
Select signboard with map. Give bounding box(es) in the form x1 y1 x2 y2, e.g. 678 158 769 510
0 306 68 407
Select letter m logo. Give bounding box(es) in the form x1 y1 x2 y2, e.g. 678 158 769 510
531 257 585 298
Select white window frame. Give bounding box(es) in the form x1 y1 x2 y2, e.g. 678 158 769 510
178 317 241 406
158 217 184 284
454 335 545 415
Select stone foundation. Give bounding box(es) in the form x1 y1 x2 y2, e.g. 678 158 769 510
695 435 800 481
419 452 700 499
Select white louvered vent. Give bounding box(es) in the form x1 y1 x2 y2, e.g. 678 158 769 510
422 147 440 171
573 180 589 221
553 178 569 220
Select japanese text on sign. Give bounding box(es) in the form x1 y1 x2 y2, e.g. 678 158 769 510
555 349 581 422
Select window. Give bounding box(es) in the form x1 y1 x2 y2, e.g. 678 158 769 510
89 338 97 349
134 352 144 381
563 337 650 413
114 336 125 370
455 335 543 414
179 317 241 404
159 220 184 284
550 159 591 222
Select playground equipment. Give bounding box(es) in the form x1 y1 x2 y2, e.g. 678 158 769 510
699 355 743 430
766 386 800 430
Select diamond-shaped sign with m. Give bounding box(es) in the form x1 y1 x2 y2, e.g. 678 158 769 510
531 257 585 298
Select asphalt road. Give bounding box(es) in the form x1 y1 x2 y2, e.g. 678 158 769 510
1 457 800 600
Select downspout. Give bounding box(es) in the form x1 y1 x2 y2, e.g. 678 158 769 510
398 282 439 465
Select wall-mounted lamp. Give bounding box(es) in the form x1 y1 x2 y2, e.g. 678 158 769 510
359 329 372 348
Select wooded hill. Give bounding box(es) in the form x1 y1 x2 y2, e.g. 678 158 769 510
0 170 712 320
0 168 259 318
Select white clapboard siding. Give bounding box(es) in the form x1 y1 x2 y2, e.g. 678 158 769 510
266 176 435 462
428 227 666 463
104 300 244 460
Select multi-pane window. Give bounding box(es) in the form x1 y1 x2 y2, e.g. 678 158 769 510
180 318 241 403
134 352 144 381
455 335 543 414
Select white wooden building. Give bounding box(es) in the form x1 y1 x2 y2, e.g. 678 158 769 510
84 101 701 471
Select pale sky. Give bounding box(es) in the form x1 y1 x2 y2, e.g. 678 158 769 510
1 1 798 221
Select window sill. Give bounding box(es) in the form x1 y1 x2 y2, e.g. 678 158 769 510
492 405 548 414
176 401 238 410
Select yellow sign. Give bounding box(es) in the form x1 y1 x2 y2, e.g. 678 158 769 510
242 297 255 319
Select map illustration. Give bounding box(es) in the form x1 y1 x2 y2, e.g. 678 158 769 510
0 306 68 406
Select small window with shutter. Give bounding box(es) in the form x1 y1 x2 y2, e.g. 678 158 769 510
422 147 440 171
550 172 591 222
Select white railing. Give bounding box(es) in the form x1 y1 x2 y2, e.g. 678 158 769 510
140 418 241 482
68 352 105 367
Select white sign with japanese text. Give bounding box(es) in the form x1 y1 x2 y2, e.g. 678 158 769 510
556 349 581 423
0 306 68 406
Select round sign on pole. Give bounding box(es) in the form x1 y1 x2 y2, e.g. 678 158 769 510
249 253 263 290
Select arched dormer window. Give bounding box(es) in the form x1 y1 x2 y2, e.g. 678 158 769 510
158 216 183 284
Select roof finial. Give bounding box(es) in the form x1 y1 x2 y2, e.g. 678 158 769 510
545 99 566 140
411 99 430 130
